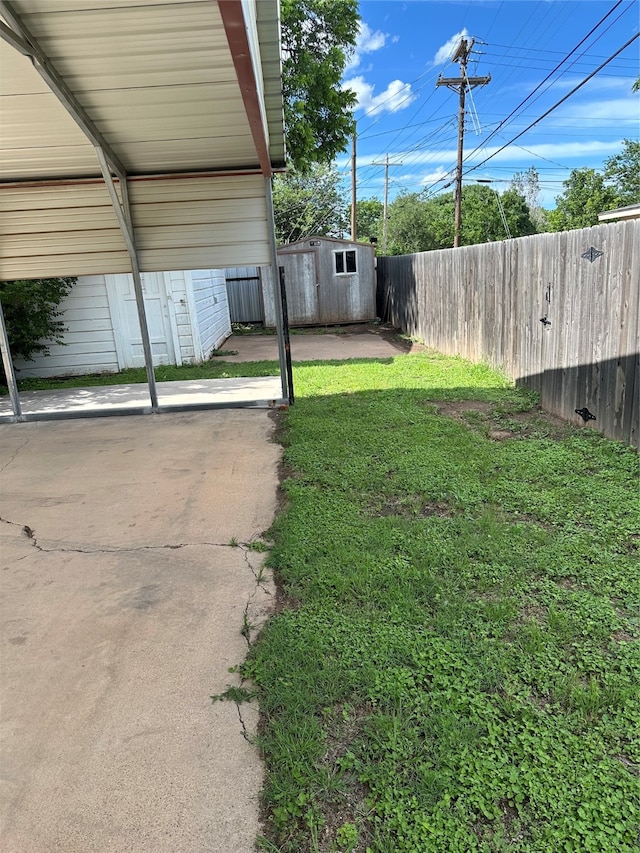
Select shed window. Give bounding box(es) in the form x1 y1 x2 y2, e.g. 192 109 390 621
334 250 357 275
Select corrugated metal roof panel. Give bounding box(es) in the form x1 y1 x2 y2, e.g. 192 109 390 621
0 1 261 179
0 0 285 278
0 42 100 179
0 174 271 279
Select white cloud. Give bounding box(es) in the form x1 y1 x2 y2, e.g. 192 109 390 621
344 76 416 115
554 97 639 123
345 22 389 73
419 167 450 185
356 139 626 169
432 28 469 66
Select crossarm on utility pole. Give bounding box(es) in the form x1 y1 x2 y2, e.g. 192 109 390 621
372 154 404 253
436 37 490 248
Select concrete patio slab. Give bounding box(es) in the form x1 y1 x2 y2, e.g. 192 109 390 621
0 410 280 852
0 376 283 420
222 325 410 363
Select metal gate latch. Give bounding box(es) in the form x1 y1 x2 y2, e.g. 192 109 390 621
575 407 596 422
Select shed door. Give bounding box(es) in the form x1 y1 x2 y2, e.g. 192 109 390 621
281 251 319 325
106 272 177 368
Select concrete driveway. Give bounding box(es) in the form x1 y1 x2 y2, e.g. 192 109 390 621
0 411 280 852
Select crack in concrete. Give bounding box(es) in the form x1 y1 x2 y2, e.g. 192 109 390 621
238 543 275 653
0 435 30 474
241 546 273 595
0 517 251 555
235 702 251 743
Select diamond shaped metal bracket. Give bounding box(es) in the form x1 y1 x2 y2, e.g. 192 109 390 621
581 246 604 263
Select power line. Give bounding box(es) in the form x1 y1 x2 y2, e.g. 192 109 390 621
466 0 626 160
461 32 639 180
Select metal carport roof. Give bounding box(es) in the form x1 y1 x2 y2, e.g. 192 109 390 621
0 0 290 418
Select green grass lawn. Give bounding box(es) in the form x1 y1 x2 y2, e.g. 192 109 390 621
228 353 639 853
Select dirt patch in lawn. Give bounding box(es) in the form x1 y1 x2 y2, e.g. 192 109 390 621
366 497 454 519
431 400 493 418
292 322 432 353
426 400 576 441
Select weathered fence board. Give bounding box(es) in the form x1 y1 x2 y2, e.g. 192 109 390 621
377 221 639 447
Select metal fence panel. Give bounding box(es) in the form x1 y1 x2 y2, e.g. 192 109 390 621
224 266 264 323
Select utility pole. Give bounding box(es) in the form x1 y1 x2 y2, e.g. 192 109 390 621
437 38 490 247
372 153 403 253
351 128 357 240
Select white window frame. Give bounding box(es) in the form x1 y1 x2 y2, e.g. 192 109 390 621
334 249 357 275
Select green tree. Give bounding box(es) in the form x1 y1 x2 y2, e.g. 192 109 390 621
272 163 349 244
458 185 507 244
385 184 537 255
499 188 538 238
604 139 640 206
386 192 435 255
547 168 619 231
452 185 535 244
354 198 383 243
281 0 359 170
422 192 454 249
0 277 74 375
510 166 546 230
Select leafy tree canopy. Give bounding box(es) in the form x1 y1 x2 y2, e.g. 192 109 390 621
458 185 536 245
604 139 640 207
385 185 536 255
386 192 436 255
281 0 359 171
510 166 547 230
0 277 74 372
354 198 384 243
546 140 639 231
272 162 349 244
546 168 619 232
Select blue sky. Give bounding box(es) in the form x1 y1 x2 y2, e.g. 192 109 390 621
338 0 639 208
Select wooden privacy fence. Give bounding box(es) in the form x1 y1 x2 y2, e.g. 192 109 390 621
377 220 639 448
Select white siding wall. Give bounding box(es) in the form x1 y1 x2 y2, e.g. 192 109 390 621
13 275 120 378
190 269 231 357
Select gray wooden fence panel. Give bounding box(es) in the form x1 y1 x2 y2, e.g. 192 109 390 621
377 221 639 447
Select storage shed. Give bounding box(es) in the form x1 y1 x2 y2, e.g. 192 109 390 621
262 237 377 327
13 269 231 379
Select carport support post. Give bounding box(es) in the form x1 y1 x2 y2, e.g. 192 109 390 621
95 149 159 411
265 177 291 402
0 298 22 420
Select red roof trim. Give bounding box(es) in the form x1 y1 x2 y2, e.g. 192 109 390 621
218 0 272 178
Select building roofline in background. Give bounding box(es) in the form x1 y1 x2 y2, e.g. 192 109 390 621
598 203 640 222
